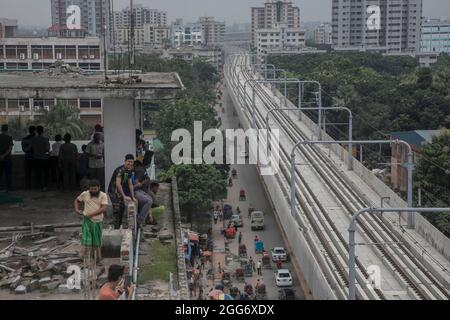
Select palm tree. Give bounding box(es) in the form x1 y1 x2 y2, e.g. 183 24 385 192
33 103 89 140
7 117 29 141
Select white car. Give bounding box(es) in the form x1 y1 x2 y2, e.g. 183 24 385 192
270 247 287 262
230 214 243 227
274 269 293 287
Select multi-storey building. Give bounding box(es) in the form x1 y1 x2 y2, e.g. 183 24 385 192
198 17 225 46
0 18 18 39
171 19 203 48
113 5 167 28
0 37 104 71
115 25 170 47
421 19 450 54
314 22 333 45
332 0 423 53
255 24 305 60
161 46 223 70
251 0 301 50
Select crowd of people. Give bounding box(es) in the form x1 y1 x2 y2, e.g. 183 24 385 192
0 123 105 192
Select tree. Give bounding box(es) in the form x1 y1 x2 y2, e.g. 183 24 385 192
33 104 89 140
159 164 227 214
414 130 450 237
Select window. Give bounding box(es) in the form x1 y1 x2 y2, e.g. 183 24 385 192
79 99 102 109
7 99 30 112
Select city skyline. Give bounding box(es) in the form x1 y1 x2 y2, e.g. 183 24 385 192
0 0 449 28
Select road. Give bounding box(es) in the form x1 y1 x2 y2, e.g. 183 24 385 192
209 82 306 300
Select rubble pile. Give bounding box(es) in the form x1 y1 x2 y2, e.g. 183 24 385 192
0 228 103 295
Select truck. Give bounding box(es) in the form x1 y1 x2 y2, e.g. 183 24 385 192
250 211 264 230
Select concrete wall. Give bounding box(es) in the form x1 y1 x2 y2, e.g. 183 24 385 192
225 80 338 300
274 90 450 262
103 98 137 187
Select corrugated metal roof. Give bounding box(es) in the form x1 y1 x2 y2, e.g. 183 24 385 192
391 130 440 149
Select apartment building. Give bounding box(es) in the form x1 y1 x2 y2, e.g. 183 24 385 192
51 0 111 41
0 18 18 39
314 22 333 45
332 0 423 53
113 5 167 28
421 19 450 53
251 0 301 49
0 37 104 71
171 19 203 48
161 46 223 70
256 24 305 61
115 25 170 47
198 17 225 46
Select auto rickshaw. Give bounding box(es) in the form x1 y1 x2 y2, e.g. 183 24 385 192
262 252 272 269
221 271 232 287
239 188 246 201
239 244 247 258
255 240 264 254
235 268 244 282
244 261 253 277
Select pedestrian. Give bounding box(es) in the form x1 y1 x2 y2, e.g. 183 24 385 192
147 182 161 224
254 235 259 242
276 259 283 269
77 145 89 190
107 154 136 229
74 179 107 266
0 124 13 191
217 262 222 274
213 210 218 224
21 126 36 189
189 276 196 297
256 260 262 275
133 160 153 228
238 232 242 245
91 124 104 142
59 133 78 191
86 133 105 190
219 209 223 222
50 134 63 188
249 256 256 272
98 265 132 300
31 125 50 191
200 257 205 270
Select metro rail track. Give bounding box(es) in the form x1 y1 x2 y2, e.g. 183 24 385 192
225 54 450 300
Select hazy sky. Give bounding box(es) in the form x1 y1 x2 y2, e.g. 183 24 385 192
1 0 449 27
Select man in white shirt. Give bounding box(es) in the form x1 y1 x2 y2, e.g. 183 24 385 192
50 134 63 187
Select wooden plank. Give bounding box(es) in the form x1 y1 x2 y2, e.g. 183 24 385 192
0 264 15 272
33 236 57 245
0 223 81 233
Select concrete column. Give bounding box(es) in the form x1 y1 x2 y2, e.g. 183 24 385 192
103 98 136 188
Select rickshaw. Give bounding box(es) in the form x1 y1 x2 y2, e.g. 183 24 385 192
255 283 267 300
262 252 272 269
230 287 240 299
255 240 264 254
235 268 244 282
231 168 237 178
225 226 236 239
244 283 253 297
221 272 232 287
239 244 247 258
239 188 246 201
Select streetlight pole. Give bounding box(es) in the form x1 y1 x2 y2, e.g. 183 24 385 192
348 207 450 300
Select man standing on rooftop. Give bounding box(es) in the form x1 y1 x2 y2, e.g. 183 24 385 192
0 124 13 191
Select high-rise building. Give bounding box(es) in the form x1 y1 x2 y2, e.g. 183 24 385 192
50 0 110 41
198 17 225 46
113 5 167 28
421 19 450 54
251 0 301 50
314 23 332 45
0 18 18 39
332 0 422 53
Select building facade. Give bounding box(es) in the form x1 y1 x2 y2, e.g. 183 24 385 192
115 25 170 47
50 0 111 41
161 46 223 70
251 0 301 50
256 24 305 60
0 37 104 71
113 5 167 28
421 19 450 53
332 0 423 53
198 17 225 46
314 22 332 45
171 20 203 48
0 18 18 39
